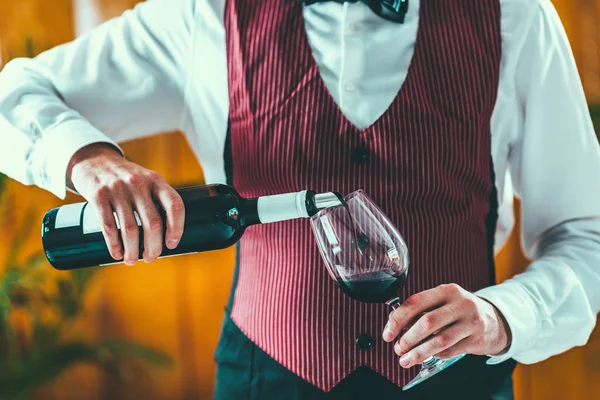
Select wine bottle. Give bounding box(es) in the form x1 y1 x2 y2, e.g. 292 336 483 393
41 184 343 270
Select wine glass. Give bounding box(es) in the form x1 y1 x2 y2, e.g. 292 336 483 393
310 189 465 391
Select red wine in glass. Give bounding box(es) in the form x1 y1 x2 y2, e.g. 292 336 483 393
336 270 409 303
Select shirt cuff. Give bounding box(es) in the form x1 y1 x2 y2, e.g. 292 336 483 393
475 279 543 365
33 119 124 199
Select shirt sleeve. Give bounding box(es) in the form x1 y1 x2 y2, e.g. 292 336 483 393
476 0 600 364
0 0 196 199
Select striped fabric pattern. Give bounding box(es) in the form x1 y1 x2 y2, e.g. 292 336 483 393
226 0 502 391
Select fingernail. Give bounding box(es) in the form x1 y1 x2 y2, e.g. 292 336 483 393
394 342 402 355
114 252 122 260
168 239 179 249
383 325 393 342
400 355 411 367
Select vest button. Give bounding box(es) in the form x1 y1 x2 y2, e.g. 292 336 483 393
351 146 369 165
356 334 373 351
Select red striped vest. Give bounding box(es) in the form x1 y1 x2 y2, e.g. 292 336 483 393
226 0 502 390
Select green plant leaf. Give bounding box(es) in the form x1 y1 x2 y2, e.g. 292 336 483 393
0 268 22 307
0 177 174 400
100 340 173 368
0 307 22 369
0 340 172 400
22 253 47 271
69 268 98 300
0 341 104 400
29 321 61 359
4 208 38 271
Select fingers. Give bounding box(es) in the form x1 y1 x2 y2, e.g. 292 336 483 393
92 198 122 261
113 198 140 266
383 286 450 342
399 323 469 368
134 191 164 263
79 157 177 265
394 306 460 356
386 284 511 366
435 337 471 360
152 179 185 249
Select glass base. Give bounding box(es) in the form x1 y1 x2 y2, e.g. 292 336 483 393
402 353 466 391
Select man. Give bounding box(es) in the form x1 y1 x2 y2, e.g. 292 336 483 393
1 0 600 398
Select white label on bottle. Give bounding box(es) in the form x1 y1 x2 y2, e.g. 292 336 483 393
257 191 307 223
82 205 142 234
54 202 86 229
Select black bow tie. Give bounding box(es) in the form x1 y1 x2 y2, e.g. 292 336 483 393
302 0 409 24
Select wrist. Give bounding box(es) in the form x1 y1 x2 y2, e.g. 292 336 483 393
69 142 122 165
67 143 122 189
66 142 123 191
487 299 513 356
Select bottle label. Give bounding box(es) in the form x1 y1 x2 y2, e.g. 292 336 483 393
82 205 142 234
54 203 86 229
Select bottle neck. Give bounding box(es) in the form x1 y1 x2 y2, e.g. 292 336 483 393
248 190 344 225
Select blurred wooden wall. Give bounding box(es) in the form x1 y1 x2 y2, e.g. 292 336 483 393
0 0 599 399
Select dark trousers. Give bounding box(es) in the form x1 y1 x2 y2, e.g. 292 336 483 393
214 314 516 400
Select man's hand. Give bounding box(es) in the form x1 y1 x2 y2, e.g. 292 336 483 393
68 143 185 265
382 283 511 368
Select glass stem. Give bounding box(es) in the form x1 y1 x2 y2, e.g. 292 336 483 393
422 356 436 365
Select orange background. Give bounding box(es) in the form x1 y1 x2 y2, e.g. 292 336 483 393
1 0 600 399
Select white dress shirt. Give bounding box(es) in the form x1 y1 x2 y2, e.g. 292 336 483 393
1 0 600 366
